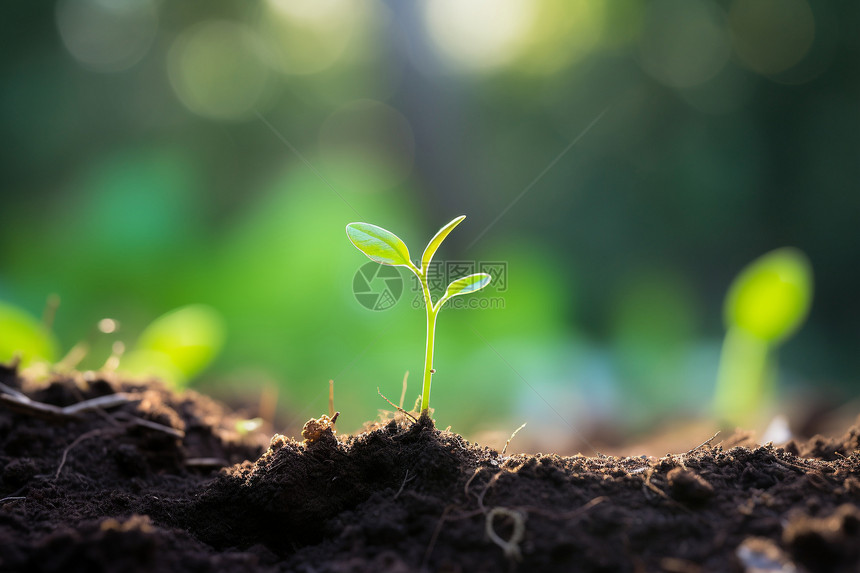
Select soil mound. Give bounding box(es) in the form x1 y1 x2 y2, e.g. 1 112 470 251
1 365 858 572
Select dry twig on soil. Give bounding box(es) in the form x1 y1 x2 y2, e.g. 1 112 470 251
376 387 418 423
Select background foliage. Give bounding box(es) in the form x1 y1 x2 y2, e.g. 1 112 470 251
1 0 858 439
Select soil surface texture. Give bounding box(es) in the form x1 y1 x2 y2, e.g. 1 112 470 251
1 364 858 573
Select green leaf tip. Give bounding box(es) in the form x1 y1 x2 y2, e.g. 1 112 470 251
346 222 412 267
421 215 466 274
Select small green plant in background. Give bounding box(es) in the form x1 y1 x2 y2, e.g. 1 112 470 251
0 298 223 389
713 247 813 427
0 301 58 367
347 216 491 414
119 303 225 388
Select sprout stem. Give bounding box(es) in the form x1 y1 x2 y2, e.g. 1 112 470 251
422 306 438 413
414 263 437 413
714 327 772 425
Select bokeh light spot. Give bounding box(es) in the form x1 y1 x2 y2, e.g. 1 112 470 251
168 21 268 120
268 0 348 24
98 318 118 334
730 0 815 76
639 0 731 89
55 0 158 72
515 0 605 74
260 0 365 75
422 0 536 71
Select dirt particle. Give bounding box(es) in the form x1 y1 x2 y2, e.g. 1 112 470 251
667 467 714 505
301 414 338 446
660 556 701 572
842 477 860 495
736 537 796 573
784 504 860 572
2 457 36 487
113 443 148 477
100 514 155 534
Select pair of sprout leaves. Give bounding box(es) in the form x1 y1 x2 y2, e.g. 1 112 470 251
347 215 491 413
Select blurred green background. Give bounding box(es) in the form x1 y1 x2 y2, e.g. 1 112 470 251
1 0 858 441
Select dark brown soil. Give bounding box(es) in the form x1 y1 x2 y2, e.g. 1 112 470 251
1 363 858 573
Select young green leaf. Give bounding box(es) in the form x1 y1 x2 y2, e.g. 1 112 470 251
724 247 813 343
346 222 412 267
442 273 492 301
421 215 466 274
122 304 225 388
0 301 58 367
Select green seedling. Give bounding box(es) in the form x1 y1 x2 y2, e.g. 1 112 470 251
0 300 58 367
119 304 226 388
346 216 491 413
713 247 813 426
